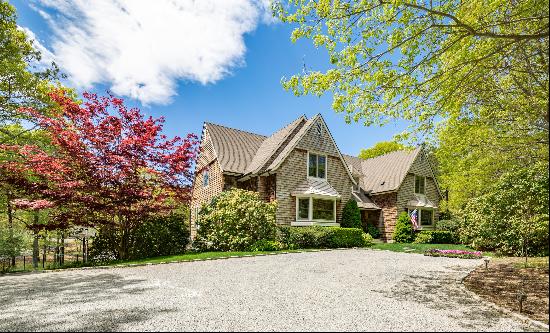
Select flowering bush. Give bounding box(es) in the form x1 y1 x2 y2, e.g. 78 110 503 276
195 189 278 251
424 249 483 259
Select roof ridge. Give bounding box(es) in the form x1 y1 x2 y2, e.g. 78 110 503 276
205 122 268 138
360 147 419 162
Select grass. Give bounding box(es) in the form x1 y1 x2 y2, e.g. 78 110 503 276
110 249 304 266
1 249 305 273
370 242 494 256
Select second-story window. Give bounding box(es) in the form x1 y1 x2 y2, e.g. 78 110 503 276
308 153 326 179
203 169 209 187
415 175 425 194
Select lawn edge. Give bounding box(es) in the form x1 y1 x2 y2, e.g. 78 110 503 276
0 247 366 276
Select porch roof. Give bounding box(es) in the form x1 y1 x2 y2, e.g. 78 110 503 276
407 194 438 209
291 178 341 198
352 191 380 210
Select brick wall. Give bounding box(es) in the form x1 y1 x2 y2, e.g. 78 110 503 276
371 192 398 241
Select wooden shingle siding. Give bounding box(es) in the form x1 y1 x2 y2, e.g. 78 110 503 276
275 118 353 225
190 129 225 239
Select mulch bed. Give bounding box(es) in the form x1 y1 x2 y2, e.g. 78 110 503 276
464 258 549 324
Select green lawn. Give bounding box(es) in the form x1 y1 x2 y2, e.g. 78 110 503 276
370 242 494 256
2 249 304 273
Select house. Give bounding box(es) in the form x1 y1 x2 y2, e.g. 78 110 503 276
190 114 442 241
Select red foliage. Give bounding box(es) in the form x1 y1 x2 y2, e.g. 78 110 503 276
1 90 199 233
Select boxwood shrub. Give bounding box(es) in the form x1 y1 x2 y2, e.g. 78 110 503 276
277 226 372 249
413 230 454 244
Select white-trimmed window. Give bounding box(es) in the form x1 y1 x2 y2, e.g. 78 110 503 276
415 175 425 194
308 152 327 179
408 208 434 227
202 169 209 187
295 197 336 222
420 209 433 226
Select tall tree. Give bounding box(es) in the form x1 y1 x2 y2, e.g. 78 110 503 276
0 91 199 259
275 0 548 139
358 141 410 159
0 0 61 140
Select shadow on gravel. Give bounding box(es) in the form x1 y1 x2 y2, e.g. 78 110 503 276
385 268 530 331
0 272 169 331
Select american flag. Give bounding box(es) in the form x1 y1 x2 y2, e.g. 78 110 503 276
410 209 419 230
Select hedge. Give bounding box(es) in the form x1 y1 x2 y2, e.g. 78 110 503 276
413 230 454 244
277 226 373 249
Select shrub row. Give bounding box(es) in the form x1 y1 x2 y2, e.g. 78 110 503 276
413 230 454 244
90 213 189 261
276 226 373 249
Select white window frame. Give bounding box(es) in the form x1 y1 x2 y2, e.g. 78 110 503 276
293 195 338 226
414 175 426 194
307 151 328 180
407 207 434 228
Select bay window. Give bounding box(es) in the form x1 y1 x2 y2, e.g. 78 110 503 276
295 197 336 222
420 209 433 226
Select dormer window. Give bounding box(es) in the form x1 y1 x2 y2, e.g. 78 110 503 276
352 176 360 193
415 175 425 194
308 152 326 179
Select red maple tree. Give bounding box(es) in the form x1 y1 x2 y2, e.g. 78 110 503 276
1 90 199 258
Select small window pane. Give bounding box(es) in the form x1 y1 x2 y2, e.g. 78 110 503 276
415 175 425 194
420 210 433 225
298 198 309 220
312 199 334 221
203 170 209 187
317 155 326 178
309 154 317 177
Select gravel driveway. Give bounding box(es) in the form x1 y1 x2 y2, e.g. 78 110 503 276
0 249 542 331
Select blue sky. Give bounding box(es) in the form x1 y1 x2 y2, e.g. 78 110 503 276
11 0 407 156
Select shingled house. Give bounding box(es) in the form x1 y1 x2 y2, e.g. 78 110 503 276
190 114 442 241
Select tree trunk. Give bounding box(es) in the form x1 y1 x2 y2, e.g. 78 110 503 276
6 190 15 267
32 213 39 269
60 231 65 266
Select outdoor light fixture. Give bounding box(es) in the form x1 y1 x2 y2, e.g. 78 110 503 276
483 257 490 269
516 290 527 313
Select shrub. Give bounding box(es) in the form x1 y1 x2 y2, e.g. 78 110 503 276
413 230 454 244
277 226 371 249
366 224 381 239
248 239 285 251
341 200 361 228
413 232 433 244
436 219 460 243
129 213 189 259
89 213 189 261
461 164 549 256
195 189 277 251
393 212 415 243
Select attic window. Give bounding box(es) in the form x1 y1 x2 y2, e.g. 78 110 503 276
316 123 322 135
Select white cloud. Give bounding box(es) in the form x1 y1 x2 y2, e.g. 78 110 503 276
30 0 274 105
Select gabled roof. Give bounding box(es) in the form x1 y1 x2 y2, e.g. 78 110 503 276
244 116 306 175
343 148 421 194
204 123 266 174
204 115 356 186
